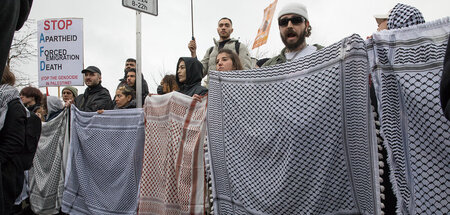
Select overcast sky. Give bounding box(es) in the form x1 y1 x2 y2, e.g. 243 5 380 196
14 0 450 97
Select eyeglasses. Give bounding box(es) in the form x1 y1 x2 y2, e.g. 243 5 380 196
278 16 305 27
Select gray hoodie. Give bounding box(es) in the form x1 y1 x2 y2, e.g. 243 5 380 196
46 96 63 122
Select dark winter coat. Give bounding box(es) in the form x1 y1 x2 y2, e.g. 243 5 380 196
75 83 114 112
176 57 208 97
0 86 31 215
0 98 26 163
116 71 149 105
0 99 27 214
440 36 450 120
114 101 136 110
26 103 40 113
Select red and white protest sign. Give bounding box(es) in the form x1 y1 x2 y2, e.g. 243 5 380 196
37 18 84 87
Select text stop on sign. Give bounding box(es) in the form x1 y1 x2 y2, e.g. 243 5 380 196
44 19 73 30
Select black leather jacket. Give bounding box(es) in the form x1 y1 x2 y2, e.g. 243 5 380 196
75 84 114 112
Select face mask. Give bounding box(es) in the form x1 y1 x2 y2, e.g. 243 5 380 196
157 85 164 95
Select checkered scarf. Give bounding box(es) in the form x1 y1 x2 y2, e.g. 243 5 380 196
62 106 145 215
388 3 425 30
29 109 69 214
138 92 207 215
367 17 450 214
208 34 380 214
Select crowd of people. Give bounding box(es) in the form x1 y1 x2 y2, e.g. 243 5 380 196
1 1 449 214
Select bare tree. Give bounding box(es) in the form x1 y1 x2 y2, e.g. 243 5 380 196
8 19 37 86
240 38 270 59
147 63 176 93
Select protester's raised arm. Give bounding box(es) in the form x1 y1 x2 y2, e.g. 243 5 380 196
188 39 197 58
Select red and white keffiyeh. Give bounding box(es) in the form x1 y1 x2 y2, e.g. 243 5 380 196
138 92 207 215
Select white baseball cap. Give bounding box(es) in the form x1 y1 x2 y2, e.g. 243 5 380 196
374 9 392 24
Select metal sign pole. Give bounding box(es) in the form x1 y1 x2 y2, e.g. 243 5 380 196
191 0 194 40
136 11 142 108
123 0 157 107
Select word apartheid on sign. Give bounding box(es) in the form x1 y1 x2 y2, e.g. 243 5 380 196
252 0 278 49
37 18 84 87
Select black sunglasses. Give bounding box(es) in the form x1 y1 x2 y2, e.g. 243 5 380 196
278 16 305 27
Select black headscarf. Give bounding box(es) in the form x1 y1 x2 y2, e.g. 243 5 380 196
175 57 208 97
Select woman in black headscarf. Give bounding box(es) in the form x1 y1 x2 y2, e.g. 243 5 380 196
175 57 208 97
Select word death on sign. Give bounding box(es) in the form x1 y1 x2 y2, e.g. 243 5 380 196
40 62 62 71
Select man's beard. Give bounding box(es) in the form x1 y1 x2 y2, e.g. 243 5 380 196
219 32 230 40
281 28 306 51
86 80 99 87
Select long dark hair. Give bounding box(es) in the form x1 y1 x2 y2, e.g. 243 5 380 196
217 49 243 70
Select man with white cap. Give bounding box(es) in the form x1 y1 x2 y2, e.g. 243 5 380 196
262 2 322 67
374 13 389 31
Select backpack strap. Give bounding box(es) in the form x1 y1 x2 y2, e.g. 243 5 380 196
208 40 241 56
207 46 214 56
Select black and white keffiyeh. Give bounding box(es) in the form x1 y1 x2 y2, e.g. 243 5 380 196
367 17 450 214
387 3 425 30
62 106 145 215
208 34 380 215
29 109 69 214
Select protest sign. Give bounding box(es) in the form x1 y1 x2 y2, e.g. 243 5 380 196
252 0 277 49
38 18 84 87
